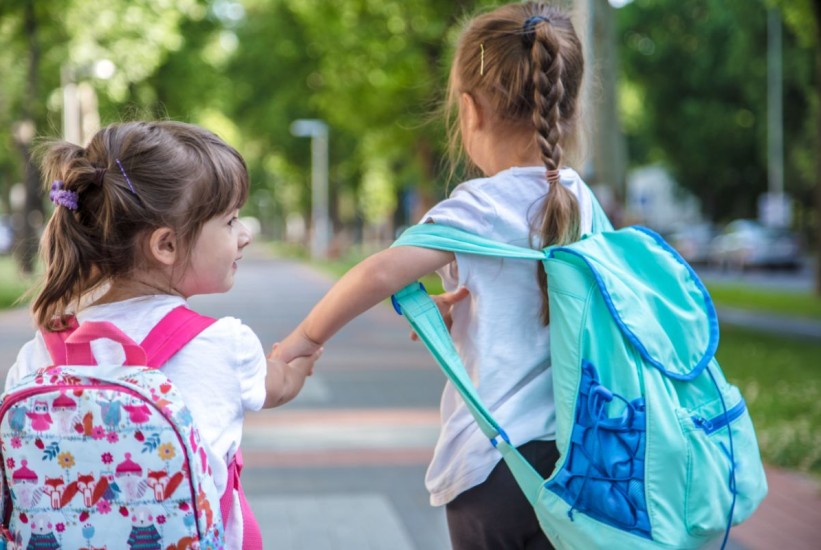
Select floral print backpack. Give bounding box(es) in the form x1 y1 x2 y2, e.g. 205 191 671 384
0 306 225 549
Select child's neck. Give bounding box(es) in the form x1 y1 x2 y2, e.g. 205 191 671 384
474 131 544 177
92 277 183 306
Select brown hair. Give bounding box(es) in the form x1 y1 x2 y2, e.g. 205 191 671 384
445 2 584 324
33 121 249 329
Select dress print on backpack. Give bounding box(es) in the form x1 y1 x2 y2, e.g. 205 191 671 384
25 402 52 432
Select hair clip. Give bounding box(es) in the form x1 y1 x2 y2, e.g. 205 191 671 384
115 158 138 195
480 43 485 76
49 180 79 211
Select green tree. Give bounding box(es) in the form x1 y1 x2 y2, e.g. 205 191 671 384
212 0 498 238
0 0 212 271
617 0 816 225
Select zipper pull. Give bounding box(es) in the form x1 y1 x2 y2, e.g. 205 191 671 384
692 416 713 432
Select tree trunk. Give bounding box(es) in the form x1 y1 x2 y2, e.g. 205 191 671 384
15 0 42 275
815 34 821 295
575 0 628 221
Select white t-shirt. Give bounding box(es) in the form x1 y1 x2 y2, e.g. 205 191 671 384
421 166 593 506
5 294 267 548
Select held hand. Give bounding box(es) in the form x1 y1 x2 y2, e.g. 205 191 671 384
269 343 323 375
263 346 323 408
410 286 470 342
272 327 323 363
286 346 323 377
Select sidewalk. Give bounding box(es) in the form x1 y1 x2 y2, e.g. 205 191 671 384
717 306 821 340
730 466 821 550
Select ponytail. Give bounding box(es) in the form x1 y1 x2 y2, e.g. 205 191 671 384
32 142 107 330
529 17 581 325
445 3 584 324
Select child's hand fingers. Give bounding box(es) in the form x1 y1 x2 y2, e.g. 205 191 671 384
289 347 323 376
268 342 280 360
421 287 470 337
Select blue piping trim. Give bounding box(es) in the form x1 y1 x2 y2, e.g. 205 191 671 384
692 399 747 435
633 226 720 364
547 226 718 381
490 427 511 447
706 367 738 550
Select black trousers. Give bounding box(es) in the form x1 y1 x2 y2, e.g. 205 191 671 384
445 440 559 550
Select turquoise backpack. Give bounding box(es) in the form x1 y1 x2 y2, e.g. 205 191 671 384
390 200 767 548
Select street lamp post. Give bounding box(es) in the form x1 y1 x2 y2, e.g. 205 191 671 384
290 119 329 260
61 59 115 145
766 7 786 227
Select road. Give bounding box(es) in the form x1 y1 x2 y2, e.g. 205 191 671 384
694 260 815 293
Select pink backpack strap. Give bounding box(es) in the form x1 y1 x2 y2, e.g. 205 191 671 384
221 450 263 549
41 316 80 365
140 305 216 368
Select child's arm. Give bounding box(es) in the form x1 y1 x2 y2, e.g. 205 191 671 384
263 347 322 408
277 245 454 362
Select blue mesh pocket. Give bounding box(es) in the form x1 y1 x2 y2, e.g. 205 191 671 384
547 360 651 538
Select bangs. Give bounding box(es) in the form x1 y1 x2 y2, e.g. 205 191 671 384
181 131 249 222
170 126 249 255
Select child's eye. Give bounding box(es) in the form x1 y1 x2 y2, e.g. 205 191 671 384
228 217 238 227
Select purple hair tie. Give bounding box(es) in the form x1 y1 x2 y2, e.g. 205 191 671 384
115 158 138 195
49 180 79 211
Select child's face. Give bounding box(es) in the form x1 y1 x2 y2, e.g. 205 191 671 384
175 209 251 297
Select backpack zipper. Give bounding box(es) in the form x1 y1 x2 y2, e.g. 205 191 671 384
691 398 746 435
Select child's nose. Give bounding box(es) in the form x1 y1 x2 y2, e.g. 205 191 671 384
238 220 252 247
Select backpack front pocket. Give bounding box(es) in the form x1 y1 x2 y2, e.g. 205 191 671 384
677 383 768 536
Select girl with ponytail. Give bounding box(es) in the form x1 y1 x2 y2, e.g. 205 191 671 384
8 121 319 548
277 3 594 548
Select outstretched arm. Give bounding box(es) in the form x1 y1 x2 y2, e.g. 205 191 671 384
276 245 454 362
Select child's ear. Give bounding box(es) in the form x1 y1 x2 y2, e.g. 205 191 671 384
460 92 483 132
148 227 178 266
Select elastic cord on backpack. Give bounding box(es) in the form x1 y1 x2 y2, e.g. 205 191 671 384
565 387 644 528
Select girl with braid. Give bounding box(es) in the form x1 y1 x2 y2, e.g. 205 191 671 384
277 3 593 548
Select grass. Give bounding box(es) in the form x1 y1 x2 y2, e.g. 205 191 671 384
717 325 821 476
0 256 36 310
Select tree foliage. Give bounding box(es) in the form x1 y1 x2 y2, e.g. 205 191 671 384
617 0 817 223
1 0 817 259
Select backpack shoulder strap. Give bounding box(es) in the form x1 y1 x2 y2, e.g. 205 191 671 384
392 223 546 259
41 316 80 366
140 305 217 368
391 283 545 505
583 181 614 234
392 184 612 255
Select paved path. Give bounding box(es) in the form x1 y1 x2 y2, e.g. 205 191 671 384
1 243 820 549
